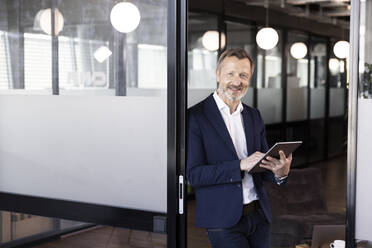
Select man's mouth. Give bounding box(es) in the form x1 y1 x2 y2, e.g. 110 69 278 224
228 86 243 92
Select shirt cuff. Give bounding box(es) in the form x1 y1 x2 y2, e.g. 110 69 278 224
274 175 288 185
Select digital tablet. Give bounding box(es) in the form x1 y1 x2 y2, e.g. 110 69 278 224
250 141 302 173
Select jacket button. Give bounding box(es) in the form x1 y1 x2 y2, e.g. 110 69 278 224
237 184 241 188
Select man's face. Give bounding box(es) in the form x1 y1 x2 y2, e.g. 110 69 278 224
216 56 252 102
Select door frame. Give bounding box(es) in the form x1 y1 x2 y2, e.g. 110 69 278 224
167 0 188 247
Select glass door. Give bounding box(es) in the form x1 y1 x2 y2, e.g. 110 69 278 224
0 0 187 247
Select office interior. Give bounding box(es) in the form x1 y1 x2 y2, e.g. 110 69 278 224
0 0 370 247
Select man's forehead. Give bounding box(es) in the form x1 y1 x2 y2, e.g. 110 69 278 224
220 56 251 70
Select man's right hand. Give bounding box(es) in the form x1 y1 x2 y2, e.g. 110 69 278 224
240 151 264 172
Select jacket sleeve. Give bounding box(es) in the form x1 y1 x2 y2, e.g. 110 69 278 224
186 112 242 189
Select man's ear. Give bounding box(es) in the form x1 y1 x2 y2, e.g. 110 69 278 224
216 69 220 82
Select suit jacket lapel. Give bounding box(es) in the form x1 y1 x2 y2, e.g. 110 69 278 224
241 106 255 156
203 95 237 157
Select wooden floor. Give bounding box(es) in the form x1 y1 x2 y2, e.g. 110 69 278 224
31 156 346 248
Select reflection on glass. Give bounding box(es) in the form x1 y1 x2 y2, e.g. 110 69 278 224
0 0 53 93
287 32 308 122
226 21 255 107
310 42 327 89
310 39 327 119
257 28 281 89
57 0 167 95
0 0 169 246
329 39 346 117
188 13 218 89
0 0 167 96
256 28 282 124
202 30 225 51
0 211 55 242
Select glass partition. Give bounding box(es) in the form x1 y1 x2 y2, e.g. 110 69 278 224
286 32 308 122
0 0 52 94
57 0 167 96
308 37 327 163
0 0 169 246
286 31 309 166
187 13 218 107
257 28 283 124
329 39 346 117
310 40 327 119
226 21 255 107
328 39 347 157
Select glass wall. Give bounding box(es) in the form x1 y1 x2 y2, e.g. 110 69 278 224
0 0 52 93
187 13 218 107
187 9 348 248
308 37 327 163
0 0 168 246
257 28 283 125
226 21 255 107
286 32 308 122
310 39 327 118
328 39 347 157
286 31 309 166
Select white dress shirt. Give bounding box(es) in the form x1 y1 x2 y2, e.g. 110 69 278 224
213 92 258 204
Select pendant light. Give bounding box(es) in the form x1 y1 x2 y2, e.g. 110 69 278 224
202 31 226 51
256 0 279 50
290 42 308 59
329 58 340 73
34 8 64 35
110 2 141 33
333 40 350 59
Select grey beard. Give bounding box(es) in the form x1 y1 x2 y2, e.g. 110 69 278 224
217 87 246 102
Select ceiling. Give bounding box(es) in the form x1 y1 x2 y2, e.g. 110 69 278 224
235 0 350 29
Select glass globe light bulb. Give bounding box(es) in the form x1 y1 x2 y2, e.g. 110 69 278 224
110 2 141 33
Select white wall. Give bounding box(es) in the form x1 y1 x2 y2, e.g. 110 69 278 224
0 95 167 213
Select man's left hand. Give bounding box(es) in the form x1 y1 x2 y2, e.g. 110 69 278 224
259 151 292 178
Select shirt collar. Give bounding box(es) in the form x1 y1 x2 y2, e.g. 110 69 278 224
213 91 243 115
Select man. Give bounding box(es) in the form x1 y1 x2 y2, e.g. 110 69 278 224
186 48 293 248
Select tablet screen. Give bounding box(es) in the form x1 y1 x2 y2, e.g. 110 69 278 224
250 141 302 173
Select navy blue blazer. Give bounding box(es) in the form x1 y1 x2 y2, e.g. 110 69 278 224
187 94 277 229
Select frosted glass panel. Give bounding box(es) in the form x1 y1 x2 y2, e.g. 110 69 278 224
188 13 218 89
241 89 254 108
330 88 345 117
257 88 282 124
287 88 307 122
188 89 214 108
0 96 167 212
310 88 325 119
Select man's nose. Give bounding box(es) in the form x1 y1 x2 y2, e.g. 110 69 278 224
231 77 241 85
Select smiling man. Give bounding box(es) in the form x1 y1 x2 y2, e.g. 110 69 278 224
187 48 292 248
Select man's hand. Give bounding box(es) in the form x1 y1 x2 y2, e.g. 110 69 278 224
259 150 292 177
240 151 265 172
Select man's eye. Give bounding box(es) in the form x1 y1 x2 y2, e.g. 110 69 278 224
240 74 248 79
228 72 234 76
